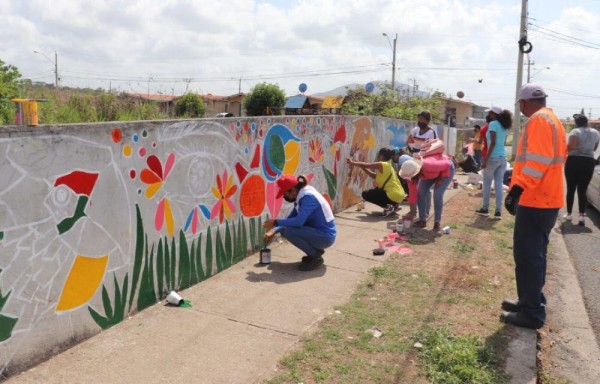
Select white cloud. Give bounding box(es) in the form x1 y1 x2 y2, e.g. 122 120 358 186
0 0 599 118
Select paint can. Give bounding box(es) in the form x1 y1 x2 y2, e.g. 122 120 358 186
478 181 483 190
166 291 184 306
403 219 412 233
396 222 404 233
260 247 271 264
453 179 458 189
442 226 451 234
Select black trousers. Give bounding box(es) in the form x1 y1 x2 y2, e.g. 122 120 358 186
564 155 596 214
362 188 396 208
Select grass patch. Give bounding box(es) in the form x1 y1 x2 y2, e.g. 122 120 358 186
417 328 510 384
266 189 517 383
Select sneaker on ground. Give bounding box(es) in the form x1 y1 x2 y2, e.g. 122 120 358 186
380 204 395 217
578 215 585 226
562 213 572 220
299 256 324 271
475 208 489 216
494 211 502 220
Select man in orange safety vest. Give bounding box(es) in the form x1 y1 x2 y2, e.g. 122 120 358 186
502 83 567 329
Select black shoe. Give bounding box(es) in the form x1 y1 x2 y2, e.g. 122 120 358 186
301 250 324 264
501 299 520 312
493 211 502 220
500 311 543 329
380 204 395 217
475 208 489 216
299 256 324 271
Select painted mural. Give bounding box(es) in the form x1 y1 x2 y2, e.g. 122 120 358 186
0 115 412 377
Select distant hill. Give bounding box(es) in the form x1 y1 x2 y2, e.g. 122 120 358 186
313 81 429 98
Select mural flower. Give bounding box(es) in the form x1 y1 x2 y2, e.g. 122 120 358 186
155 197 175 236
308 138 324 163
184 204 211 235
140 153 175 199
211 170 238 223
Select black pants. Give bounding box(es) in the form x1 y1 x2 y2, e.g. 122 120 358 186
564 156 596 214
362 188 396 208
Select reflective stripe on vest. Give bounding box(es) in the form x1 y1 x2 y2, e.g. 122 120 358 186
515 111 565 172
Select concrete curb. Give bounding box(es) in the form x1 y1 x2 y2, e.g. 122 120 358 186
544 225 600 382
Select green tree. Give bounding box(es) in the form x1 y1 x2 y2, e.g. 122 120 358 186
341 86 442 122
243 82 286 116
175 93 205 118
0 59 21 125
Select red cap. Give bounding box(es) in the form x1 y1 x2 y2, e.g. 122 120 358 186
276 175 299 199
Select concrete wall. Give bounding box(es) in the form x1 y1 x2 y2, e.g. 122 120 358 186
0 115 417 377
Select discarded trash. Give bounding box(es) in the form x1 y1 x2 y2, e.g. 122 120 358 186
442 226 451 234
387 232 398 246
413 342 423 349
166 291 184 306
365 328 383 338
335 310 342 314
411 274 419 278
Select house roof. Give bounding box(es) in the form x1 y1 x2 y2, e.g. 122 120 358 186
321 96 345 109
126 93 178 102
284 95 308 109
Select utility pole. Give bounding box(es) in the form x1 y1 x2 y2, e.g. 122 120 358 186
238 77 242 94
526 55 534 83
54 51 58 88
512 0 528 160
382 33 397 91
392 33 397 91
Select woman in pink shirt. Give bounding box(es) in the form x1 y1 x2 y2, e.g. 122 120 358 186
399 153 455 232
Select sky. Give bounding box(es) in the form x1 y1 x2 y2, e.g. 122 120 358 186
2 0 600 119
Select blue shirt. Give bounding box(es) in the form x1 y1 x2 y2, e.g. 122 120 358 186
486 120 508 158
276 194 337 242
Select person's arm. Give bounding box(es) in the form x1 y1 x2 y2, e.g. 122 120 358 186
263 204 299 244
346 158 383 176
483 131 496 169
567 134 578 152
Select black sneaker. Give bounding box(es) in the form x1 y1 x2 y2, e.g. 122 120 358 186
301 250 324 263
475 208 489 216
299 256 324 271
493 211 501 220
380 204 395 217
501 299 520 312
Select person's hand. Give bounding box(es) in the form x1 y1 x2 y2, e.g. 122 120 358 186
481 159 488 169
402 213 414 220
263 229 276 245
263 219 276 230
346 158 355 165
504 185 524 216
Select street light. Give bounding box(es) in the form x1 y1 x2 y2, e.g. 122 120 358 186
382 32 397 90
33 50 58 88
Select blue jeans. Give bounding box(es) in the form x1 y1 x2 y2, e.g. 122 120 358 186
279 226 335 258
417 162 455 223
482 157 506 212
473 149 482 169
513 205 558 325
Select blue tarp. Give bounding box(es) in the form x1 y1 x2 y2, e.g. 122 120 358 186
284 95 308 109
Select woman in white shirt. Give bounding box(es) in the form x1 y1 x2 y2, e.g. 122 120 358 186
407 110 438 153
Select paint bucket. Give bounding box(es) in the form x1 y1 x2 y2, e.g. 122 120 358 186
166 291 184 306
396 222 404 233
260 247 271 264
403 219 412 233
478 181 483 190
442 226 451 234
453 179 458 189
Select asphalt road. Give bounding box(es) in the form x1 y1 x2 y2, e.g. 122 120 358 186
560 203 600 341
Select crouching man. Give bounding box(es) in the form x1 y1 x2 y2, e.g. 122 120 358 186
263 175 337 271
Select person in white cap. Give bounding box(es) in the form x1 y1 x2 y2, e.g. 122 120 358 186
501 83 567 329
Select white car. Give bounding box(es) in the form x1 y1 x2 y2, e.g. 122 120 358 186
587 155 600 211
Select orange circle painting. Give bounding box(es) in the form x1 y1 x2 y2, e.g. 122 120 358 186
111 128 123 143
239 175 266 217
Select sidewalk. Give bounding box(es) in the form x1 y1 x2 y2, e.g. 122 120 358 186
6 173 533 384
